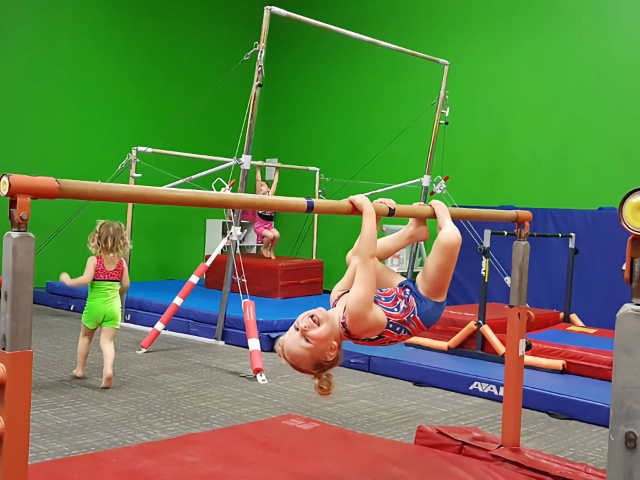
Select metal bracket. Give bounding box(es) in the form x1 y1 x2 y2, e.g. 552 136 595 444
240 372 269 384
8 195 31 232
230 226 245 242
516 222 530 241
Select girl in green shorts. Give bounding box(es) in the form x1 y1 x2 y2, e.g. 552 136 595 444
60 220 131 389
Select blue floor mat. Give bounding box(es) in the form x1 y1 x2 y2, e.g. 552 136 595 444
45 280 331 333
527 329 614 351
35 290 283 351
36 285 612 426
342 342 611 427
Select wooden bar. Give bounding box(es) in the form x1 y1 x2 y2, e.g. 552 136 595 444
0 174 534 223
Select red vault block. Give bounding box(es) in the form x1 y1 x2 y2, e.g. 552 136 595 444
205 253 324 299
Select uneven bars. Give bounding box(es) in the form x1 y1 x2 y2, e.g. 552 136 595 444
135 146 318 172
0 174 533 224
163 161 235 189
268 7 449 66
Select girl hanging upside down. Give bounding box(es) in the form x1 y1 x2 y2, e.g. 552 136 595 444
254 166 280 259
275 195 462 396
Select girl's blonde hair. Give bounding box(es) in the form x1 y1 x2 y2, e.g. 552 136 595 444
274 338 343 396
88 220 131 257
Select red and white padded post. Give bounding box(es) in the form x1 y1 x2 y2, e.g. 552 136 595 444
137 232 231 353
242 299 267 384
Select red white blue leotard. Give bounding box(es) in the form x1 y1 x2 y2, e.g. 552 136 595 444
334 279 446 346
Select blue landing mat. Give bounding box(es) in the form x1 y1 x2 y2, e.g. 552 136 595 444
34 289 285 351
45 280 330 333
527 329 614 351
341 342 611 427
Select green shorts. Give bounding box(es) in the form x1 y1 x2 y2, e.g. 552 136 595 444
81 282 122 330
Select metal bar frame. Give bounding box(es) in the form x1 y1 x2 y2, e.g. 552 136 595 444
125 146 322 273
214 5 450 339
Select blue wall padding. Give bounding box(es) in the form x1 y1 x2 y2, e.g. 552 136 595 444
446 206 629 329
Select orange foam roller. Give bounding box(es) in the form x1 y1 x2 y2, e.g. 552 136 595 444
448 321 477 349
569 313 585 327
479 325 506 356
405 337 449 351
524 355 566 371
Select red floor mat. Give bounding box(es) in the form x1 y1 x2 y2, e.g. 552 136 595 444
30 414 550 480
415 425 606 479
430 302 562 336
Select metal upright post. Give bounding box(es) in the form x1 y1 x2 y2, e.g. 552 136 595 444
476 229 491 351
608 186 640 477
562 233 577 322
500 227 530 449
216 7 272 342
406 65 449 279
0 228 36 480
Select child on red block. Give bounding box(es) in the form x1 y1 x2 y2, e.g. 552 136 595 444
275 196 461 396
254 166 281 259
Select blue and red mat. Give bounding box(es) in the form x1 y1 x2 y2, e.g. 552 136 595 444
35 281 612 427
29 414 605 479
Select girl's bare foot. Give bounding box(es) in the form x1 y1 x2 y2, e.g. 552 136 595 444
72 368 85 379
270 250 276 260
260 245 270 258
100 370 113 389
407 202 430 242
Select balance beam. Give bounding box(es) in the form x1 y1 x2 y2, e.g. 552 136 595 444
0 173 533 223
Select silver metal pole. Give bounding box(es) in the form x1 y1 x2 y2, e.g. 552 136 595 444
135 147 235 164
608 236 640 476
405 64 450 279
313 168 320 259
136 146 316 171
357 178 422 198
0 232 35 352
162 161 235 189
268 7 449 66
216 7 272 342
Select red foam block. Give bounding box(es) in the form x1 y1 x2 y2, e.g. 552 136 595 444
415 425 606 480
31 414 540 480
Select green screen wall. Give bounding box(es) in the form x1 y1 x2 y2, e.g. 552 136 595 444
0 0 273 286
2 1 639 290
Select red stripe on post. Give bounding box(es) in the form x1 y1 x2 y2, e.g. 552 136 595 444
242 300 264 374
194 262 208 279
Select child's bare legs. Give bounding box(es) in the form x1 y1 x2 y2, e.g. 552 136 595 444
416 200 462 302
346 203 430 290
260 230 275 258
269 228 280 259
99 327 117 389
347 203 430 264
73 324 96 378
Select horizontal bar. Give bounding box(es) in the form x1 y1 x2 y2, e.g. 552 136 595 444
250 160 318 172
136 147 235 163
0 174 533 223
135 146 318 171
268 7 449 66
359 178 422 198
491 231 573 238
163 161 235 189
